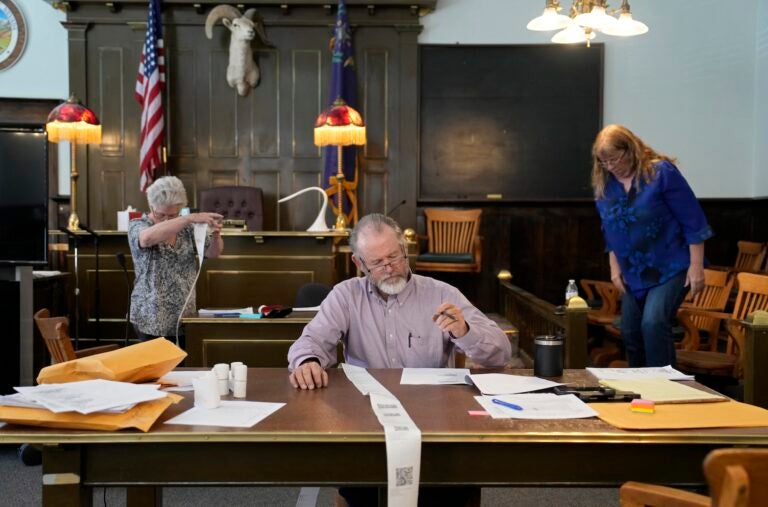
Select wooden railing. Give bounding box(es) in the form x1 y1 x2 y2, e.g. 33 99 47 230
499 280 588 369
744 322 768 408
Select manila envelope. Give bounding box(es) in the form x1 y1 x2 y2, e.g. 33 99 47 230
0 393 182 432
37 338 187 385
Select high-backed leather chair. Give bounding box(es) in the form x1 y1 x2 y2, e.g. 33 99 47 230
198 186 264 231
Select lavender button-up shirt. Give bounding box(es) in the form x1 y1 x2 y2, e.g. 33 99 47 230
287 274 511 370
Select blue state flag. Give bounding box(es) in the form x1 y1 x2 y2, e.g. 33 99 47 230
323 0 358 216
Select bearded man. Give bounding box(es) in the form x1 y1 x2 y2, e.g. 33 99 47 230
287 213 511 390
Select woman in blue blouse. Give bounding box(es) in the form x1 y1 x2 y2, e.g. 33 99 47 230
592 125 713 367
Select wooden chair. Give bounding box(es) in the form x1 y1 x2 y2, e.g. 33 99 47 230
711 241 767 274
734 241 767 272
580 279 621 326
676 272 768 378
413 208 482 273
676 269 735 351
620 447 768 507
33 308 118 364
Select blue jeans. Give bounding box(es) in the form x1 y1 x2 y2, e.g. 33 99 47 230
621 270 688 367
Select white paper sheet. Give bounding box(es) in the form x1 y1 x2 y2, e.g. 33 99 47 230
468 373 563 395
0 393 136 413
475 393 598 420
193 223 208 267
164 400 285 428
586 366 694 381
15 380 165 414
400 368 471 385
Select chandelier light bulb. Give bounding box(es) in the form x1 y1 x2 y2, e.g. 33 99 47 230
574 5 618 31
527 6 571 31
602 12 649 37
552 24 595 45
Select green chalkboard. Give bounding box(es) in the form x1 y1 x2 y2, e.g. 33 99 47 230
419 44 603 201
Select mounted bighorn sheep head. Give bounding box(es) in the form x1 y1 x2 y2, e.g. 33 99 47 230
205 4 273 97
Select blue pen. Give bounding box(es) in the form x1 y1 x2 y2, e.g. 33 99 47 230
492 398 524 411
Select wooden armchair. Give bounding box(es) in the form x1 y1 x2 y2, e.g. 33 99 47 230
676 272 768 378
33 308 119 364
414 208 482 273
711 241 767 274
580 279 621 326
676 269 735 351
620 447 768 507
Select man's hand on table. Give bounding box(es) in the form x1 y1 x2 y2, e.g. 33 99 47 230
289 360 328 390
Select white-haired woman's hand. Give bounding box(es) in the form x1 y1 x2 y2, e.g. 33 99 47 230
186 212 223 228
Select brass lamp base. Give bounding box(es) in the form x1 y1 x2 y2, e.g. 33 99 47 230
67 212 80 231
334 212 347 231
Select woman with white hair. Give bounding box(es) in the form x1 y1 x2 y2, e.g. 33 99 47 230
128 176 224 346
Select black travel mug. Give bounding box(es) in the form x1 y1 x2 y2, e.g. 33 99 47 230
534 334 563 377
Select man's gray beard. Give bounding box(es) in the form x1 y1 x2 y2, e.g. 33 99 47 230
377 275 407 295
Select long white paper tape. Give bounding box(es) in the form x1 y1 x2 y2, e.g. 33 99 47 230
342 364 421 507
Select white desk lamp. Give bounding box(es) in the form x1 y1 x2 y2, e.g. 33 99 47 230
278 187 330 232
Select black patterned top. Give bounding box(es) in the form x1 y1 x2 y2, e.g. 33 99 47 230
128 214 209 336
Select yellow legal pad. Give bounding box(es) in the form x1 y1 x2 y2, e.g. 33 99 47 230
592 400 768 430
598 378 726 404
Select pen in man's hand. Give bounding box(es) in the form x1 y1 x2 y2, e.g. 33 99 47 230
491 398 524 411
436 310 457 322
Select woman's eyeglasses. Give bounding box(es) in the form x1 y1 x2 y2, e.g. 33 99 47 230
151 208 180 221
598 150 626 168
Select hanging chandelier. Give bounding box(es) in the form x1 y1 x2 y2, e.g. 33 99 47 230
527 0 648 46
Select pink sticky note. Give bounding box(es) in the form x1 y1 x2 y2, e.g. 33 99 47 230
468 410 490 416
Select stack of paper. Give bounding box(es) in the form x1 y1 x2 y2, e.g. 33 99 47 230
6 380 167 414
475 393 597 420
0 379 181 432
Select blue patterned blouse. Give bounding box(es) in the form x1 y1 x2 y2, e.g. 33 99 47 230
596 161 713 299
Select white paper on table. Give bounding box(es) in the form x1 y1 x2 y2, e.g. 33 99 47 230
400 368 471 385
193 223 208 268
164 400 285 428
475 393 598 420
586 365 694 381
468 373 563 395
342 363 392 396
0 392 138 413
15 380 165 414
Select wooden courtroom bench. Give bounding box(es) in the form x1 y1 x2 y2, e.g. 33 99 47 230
498 279 589 369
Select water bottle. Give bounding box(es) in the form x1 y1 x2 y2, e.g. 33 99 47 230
565 279 578 305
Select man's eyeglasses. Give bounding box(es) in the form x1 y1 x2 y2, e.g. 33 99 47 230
598 150 626 168
359 252 406 274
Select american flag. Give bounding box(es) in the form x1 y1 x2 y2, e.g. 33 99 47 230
135 0 165 192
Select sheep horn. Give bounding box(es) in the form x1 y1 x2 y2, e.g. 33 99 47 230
244 8 274 47
205 4 241 39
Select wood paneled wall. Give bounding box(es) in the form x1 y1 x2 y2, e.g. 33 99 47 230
64 1 429 231
420 199 768 312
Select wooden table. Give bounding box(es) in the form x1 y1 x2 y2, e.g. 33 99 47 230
2 369 768 506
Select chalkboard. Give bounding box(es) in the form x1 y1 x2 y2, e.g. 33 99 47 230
419 44 603 201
